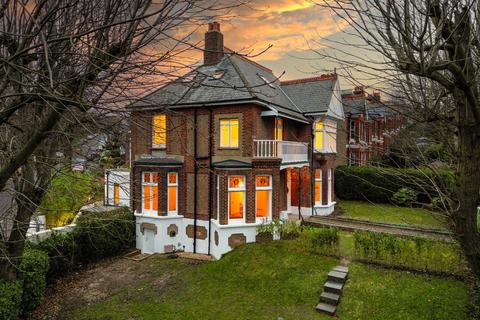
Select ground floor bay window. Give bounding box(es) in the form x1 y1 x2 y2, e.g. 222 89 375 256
143 172 158 213
255 175 272 221
228 176 245 222
314 169 322 205
167 172 178 214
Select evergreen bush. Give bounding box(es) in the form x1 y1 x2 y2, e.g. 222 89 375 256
0 280 22 320
19 249 49 316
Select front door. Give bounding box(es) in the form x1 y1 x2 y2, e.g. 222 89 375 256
142 229 155 254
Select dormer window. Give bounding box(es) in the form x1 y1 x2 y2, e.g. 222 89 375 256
153 114 166 148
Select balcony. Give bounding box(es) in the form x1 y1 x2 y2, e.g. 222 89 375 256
253 140 308 164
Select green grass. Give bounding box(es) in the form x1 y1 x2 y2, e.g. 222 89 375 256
65 240 470 320
338 200 447 229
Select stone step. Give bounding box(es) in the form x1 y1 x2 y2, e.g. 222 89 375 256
333 265 349 274
320 291 341 305
328 270 348 283
324 281 343 294
316 302 336 315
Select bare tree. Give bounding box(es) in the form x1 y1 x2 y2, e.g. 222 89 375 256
317 0 480 277
0 0 244 280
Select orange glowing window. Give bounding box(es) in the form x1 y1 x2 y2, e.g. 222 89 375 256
275 118 283 141
113 183 120 205
314 169 322 204
255 175 271 218
220 119 239 148
167 172 178 214
228 176 245 220
143 172 158 213
153 114 166 147
315 121 324 151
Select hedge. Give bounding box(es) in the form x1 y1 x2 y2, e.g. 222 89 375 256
0 280 22 320
335 165 454 204
19 249 49 316
34 232 76 281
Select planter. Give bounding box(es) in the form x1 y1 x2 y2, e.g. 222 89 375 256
256 232 273 243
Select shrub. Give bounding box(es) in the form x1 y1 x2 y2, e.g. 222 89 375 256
73 207 134 263
308 227 339 255
280 220 302 240
33 232 76 280
335 165 454 204
19 249 49 316
392 188 417 207
0 280 22 320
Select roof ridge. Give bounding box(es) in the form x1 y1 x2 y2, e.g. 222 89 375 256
281 74 337 86
224 46 273 73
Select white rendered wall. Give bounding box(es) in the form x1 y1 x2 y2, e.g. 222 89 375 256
105 170 130 207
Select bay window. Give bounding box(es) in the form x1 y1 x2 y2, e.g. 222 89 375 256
328 168 333 203
314 169 322 205
228 176 245 221
255 175 272 220
275 118 283 141
220 119 239 148
167 172 178 214
314 121 323 151
142 172 158 213
153 114 166 148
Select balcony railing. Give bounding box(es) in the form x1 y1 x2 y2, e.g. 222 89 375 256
253 140 308 164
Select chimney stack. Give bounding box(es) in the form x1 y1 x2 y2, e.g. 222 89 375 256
204 22 224 65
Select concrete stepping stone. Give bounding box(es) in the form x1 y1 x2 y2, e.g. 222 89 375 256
320 291 340 305
316 302 336 315
328 270 348 283
324 280 343 294
333 265 349 273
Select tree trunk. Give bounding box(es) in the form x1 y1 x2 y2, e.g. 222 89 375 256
454 103 480 278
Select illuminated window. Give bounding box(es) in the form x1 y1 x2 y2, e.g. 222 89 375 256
314 169 322 205
220 119 239 148
228 176 245 221
275 118 283 141
328 168 333 203
167 172 178 214
113 183 120 205
255 175 271 219
315 121 324 151
143 172 158 213
325 120 337 153
153 114 166 148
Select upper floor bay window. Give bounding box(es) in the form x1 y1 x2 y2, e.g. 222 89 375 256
255 175 272 220
228 176 245 222
220 119 239 148
152 114 166 148
167 172 178 214
314 169 322 205
143 172 158 213
275 118 283 141
315 119 337 153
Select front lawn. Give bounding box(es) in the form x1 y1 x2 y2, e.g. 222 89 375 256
338 200 447 229
62 240 470 320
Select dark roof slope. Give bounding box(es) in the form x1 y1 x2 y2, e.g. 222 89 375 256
280 77 337 114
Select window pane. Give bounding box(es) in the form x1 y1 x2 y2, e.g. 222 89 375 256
316 121 323 131
143 172 150 183
168 172 177 184
256 176 270 187
315 169 321 180
168 186 177 212
315 181 321 203
153 114 166 145
229 191 244 219
229 176 244 189
256 190 270 217
152 186 158 211
143 186 151 210
230 121 239 147
315 131 323 150
113 183 119 205
220 121 229 147
152 172 158 183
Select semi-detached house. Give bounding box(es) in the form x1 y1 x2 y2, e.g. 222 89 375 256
128 22 345 259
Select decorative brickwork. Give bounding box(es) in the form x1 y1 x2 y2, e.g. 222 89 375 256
167 224 178 237
186 225 207 240
228 233 246 248
140 223 157 235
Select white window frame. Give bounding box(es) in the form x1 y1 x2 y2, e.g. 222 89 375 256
219 118 239 148
315 169 322 206
328 168 333 204
142 172 158 214
167 172 178 215
255 175 272 222
325 120 337 153
227 175 246 224
216 175 220 221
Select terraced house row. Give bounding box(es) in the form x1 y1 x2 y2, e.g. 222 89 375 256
122 22 402 259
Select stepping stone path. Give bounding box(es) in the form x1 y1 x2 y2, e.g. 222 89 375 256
316 265 349 316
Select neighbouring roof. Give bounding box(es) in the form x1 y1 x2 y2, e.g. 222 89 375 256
135 157 183 166
129 52 341 123
212 159 252 169
343 99 366 116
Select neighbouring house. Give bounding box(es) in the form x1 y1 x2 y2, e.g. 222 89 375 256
342 87 405 165
104 169 131 207
127 22 344 259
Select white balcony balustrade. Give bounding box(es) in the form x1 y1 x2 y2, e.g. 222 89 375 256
253 140 308 164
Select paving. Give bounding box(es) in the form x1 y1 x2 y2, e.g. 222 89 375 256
316 265 349 316
305 215 454 241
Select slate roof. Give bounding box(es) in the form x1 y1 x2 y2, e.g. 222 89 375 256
343 99 365 116
212 159 252 169
280 78 337 114
135 157 183 166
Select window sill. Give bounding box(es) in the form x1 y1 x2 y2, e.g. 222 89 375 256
151 145 166 150
218 147 240 150
134 212 184 220
211 219 261 229
314 201 336 208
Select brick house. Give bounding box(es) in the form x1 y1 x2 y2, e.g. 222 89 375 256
342 87 405 165
128 22 344 259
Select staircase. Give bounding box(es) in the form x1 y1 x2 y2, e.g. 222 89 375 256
316 265 349 316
